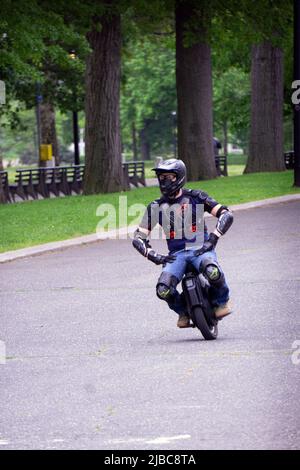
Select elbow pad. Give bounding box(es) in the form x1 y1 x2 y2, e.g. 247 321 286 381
132 229 151 257
216 210 233 236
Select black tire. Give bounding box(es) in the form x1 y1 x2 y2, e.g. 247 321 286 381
191 306 218 340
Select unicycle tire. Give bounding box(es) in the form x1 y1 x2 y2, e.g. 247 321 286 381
191 306 218 340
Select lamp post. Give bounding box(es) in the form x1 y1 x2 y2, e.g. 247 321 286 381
294 0 300 186
69 50 80 166
171 111 177 158
35 82 42 164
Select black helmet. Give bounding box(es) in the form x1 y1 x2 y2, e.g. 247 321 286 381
152 158 186 197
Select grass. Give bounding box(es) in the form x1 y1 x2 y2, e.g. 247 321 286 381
0 170 299 253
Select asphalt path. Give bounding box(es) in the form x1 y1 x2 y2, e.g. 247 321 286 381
0 200 300 450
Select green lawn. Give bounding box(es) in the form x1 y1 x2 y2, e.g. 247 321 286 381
0 170 299 253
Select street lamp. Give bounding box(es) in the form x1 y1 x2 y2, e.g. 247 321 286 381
35 81 42 163
171 111 177 158
69 50 80 166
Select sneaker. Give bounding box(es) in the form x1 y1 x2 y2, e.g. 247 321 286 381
177 314 191 328
214 300 233 320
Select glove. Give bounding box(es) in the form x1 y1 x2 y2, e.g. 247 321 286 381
147 249 176 266
194 233 219 256
132 236 151 257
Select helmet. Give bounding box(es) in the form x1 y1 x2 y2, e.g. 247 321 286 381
152 159 186 197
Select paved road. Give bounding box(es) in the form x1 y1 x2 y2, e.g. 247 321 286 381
0 201 299 450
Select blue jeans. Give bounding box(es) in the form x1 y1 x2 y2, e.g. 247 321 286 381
159 249 230 316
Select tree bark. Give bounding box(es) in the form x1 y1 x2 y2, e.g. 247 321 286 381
175 0 216 181
40 102 60 166
223 121 228 155
245 41 285 173
0 181 5 204
84 10 123 194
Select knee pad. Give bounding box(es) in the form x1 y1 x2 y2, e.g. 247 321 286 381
201 258 224 285
156 272 178 301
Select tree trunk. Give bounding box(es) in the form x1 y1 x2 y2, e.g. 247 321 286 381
175 0 216 181
139 126 151 161
223 121 228 155
0 153 5 204
84 10 123 194
40 102 60 166
0 180 5 204
132 122 138 160
245 41 285 173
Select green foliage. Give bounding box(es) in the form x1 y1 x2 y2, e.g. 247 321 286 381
0 0 90 122
0 105 85 164
0 0 294 161
0 105 38 163
121 31 176 155
211 0 293 151
212 0 293 89
213 66 250 149
214 0 293 47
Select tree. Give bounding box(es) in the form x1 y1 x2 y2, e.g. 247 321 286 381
40 102 60 166
175 0 217 180
0 0 89 169
215 0 292 172
84 4 124 194
245 41 286 172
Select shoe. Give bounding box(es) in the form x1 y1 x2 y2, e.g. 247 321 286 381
177 314 191 328
214 300 233 320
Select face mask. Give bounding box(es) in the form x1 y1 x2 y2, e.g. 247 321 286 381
159 178 175 194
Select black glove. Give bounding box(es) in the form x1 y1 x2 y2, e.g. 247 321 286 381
194 233 219 256
132 236 151 257
147 249 176 266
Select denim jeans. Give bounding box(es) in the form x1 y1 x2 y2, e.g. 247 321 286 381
159 249 230 316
